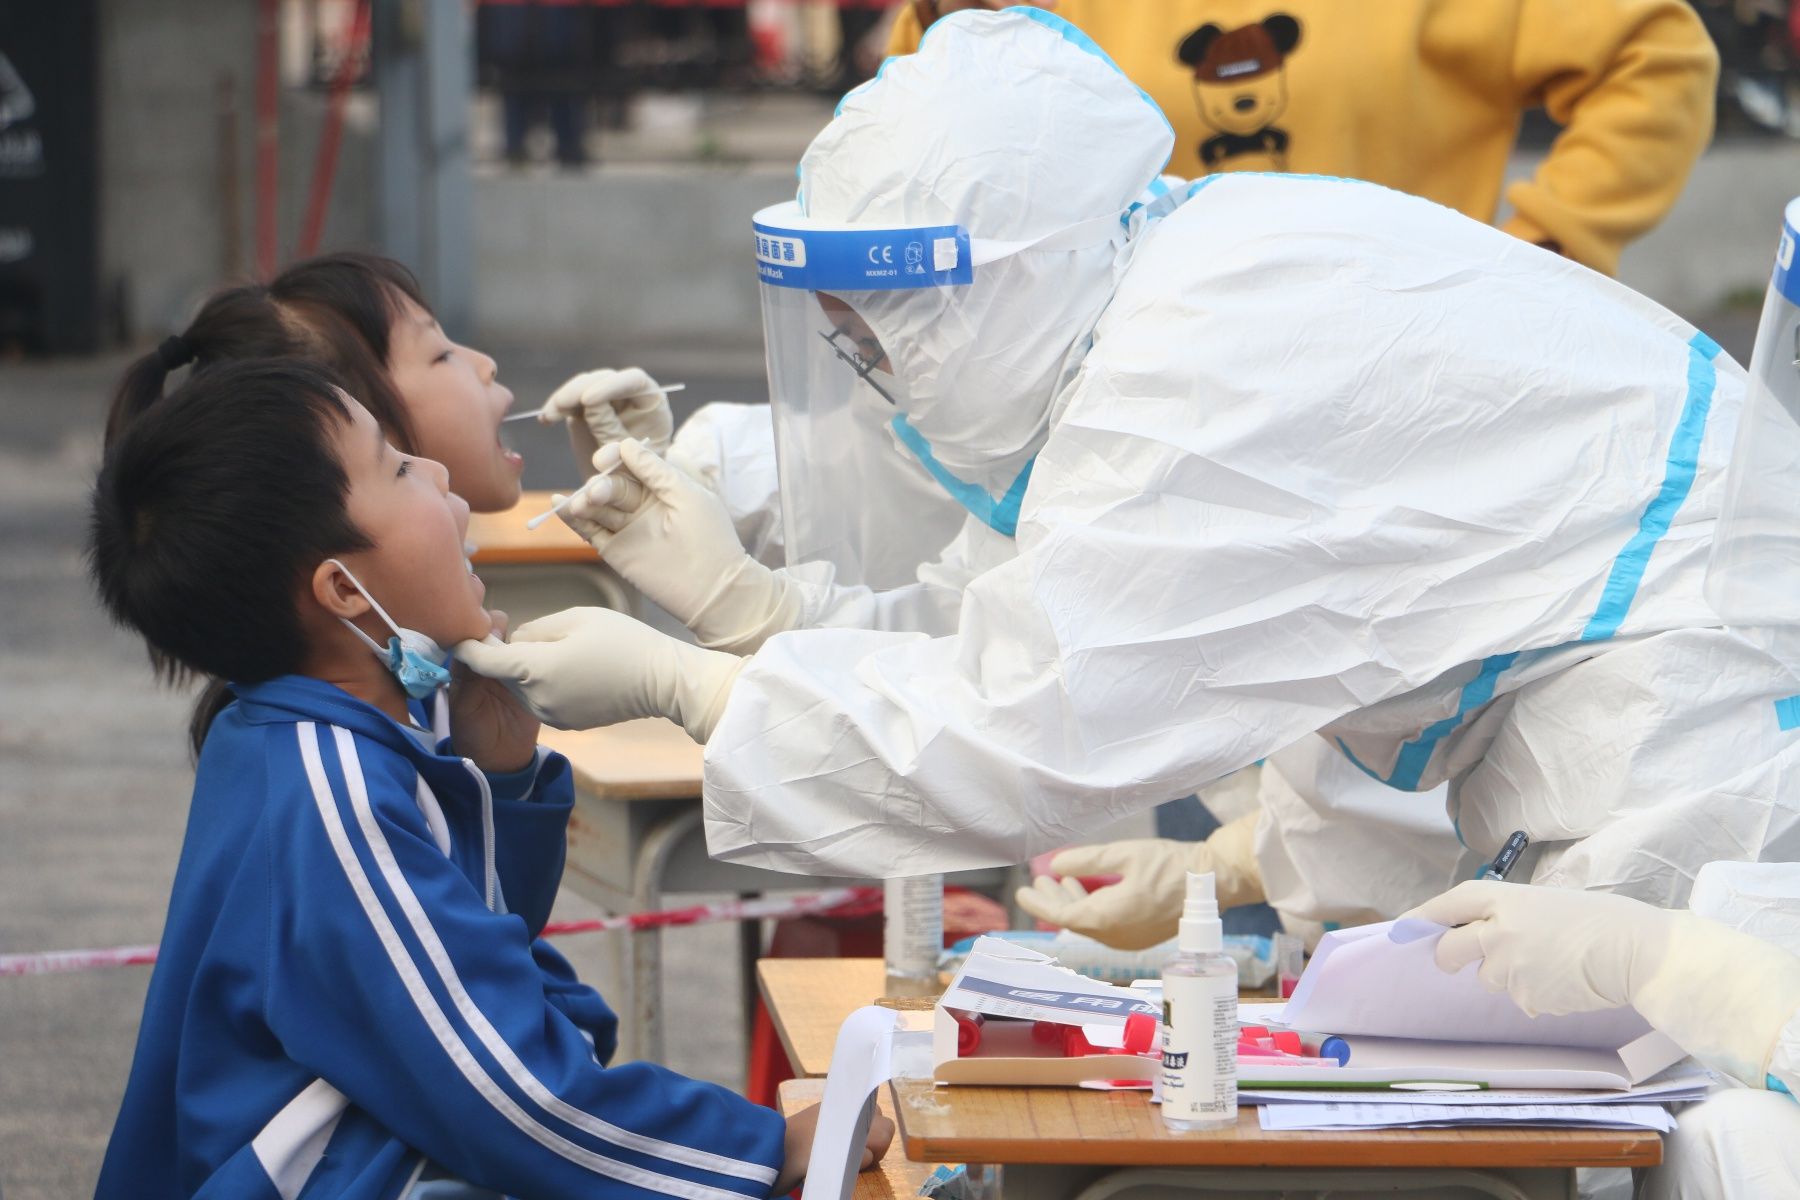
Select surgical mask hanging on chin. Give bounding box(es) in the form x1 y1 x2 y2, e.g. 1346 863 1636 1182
326 559 454 700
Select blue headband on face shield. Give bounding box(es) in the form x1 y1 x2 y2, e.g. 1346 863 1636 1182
327 560 455 701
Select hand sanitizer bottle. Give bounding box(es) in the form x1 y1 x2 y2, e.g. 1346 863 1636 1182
1160 870 1238 1131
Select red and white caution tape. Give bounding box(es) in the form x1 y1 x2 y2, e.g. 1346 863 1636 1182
0 886 883 978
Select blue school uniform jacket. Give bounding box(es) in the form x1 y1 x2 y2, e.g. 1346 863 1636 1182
96 675 784 1200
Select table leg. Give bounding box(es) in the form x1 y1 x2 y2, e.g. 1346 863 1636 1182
628 807 702 1065
737 890 763 1047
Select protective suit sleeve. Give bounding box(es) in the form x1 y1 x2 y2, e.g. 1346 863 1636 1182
267 725 783 1198
1501 0 1717 274
1254 736 1474 928
701 539 1346 878
776 513 998 639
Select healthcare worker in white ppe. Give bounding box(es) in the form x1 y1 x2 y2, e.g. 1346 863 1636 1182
459 10 1800 909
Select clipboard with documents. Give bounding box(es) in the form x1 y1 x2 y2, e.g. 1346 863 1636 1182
1240 918 1688 1091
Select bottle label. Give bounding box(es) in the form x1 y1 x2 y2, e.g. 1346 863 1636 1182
1161 971 1238 1121
883 875 944 979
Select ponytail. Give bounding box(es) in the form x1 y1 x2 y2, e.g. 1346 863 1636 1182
105 335 198 448
187 678 236 760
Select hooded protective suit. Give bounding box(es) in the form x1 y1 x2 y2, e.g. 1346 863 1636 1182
692 9 1800 902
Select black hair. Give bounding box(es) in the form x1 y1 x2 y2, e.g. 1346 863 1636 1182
90 360 372 754
105 252 430 451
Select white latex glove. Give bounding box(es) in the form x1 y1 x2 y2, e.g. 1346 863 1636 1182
537 368 675 478
555 439 801 655
453 607 743 743
1409 881 1800 1088
1015 811 1266 951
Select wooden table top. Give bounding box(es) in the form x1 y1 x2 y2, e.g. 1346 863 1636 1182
888 1079 1661 1170
468 490 597 565
760 959 1662 1172
759 958 890 1079
539 718 703 802
778 1078 935 1200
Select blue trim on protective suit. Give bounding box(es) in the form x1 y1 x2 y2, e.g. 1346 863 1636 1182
1770 1075 1794 1097
1778 695 1800 732
1334 738 1383 783
1581 331 1722 642
1383 653 1521 793
890 413 1033 537
1370 329 1722 793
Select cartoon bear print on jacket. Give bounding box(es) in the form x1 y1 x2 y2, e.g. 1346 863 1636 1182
1176 15 1303 172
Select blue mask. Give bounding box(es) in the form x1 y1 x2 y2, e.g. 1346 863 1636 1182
327 560 455 700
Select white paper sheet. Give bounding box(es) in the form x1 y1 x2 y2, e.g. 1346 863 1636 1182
1257 1101 1679 1133
1284 920 1658 1049
801 1006 899 1200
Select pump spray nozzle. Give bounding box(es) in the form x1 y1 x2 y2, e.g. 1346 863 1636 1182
1178 870 1223 954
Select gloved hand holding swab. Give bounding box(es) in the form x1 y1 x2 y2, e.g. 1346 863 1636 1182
524 443 637 530
502 382 686 422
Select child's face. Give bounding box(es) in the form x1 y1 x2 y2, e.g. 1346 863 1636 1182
386 298 523 513
332 395 492 647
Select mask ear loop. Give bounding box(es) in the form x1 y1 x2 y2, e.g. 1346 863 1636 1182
325 558 404 655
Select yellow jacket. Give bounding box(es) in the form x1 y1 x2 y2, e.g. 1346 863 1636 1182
887 1 1718 274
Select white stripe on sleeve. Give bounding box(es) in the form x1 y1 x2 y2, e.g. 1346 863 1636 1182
251 1077 348 1200
333 727 773 1186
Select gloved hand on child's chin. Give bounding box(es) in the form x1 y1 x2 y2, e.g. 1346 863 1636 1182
447 608 540 773
453 607 743 744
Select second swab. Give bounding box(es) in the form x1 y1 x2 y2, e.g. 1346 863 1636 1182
525 458 625 530
502 382 687 422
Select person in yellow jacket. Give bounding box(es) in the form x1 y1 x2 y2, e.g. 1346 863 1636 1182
890 1 1718 275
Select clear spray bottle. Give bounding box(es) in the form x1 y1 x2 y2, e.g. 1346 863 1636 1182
1160 871 1238 1131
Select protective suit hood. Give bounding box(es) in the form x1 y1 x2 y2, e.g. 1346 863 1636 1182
794 9 1172 488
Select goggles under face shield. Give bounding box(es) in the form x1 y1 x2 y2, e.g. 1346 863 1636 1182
818 327 898 406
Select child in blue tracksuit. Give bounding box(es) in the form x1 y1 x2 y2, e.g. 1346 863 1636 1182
87 360 888 1199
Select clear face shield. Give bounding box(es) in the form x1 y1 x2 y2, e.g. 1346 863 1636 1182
1706 197 1800 675
754 201 977 586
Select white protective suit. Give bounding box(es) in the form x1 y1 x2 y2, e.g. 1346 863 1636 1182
1256 737 1468 930
693 11 1800 897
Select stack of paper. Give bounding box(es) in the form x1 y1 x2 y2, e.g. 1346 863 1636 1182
1230 919 1717 1133
1238 919 1687 1091
1243 1073 1715 1108
1258 1102 1679 1133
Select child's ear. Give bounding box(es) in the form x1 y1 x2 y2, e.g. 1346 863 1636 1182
310 559 373 621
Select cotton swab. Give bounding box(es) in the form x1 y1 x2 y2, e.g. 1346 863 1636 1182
502 383 687 422
525 458 626 530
